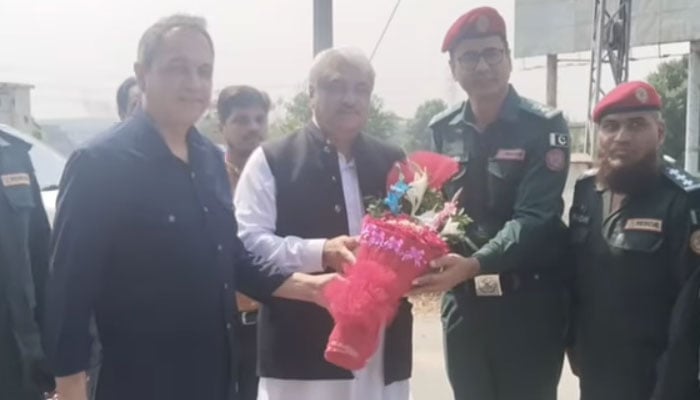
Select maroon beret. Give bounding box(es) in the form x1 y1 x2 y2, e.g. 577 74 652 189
442 7 507 52
593 81 662 123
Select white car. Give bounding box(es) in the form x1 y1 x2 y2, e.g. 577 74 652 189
0 123 67 223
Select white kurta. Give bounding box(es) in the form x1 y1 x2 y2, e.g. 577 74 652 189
234 147 411 400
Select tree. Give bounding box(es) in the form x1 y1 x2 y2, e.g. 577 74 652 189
268 91 401 142
646 56 688 164
403 99 448 152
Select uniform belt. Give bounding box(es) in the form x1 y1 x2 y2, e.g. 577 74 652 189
238 310 258 326
463 271 560 297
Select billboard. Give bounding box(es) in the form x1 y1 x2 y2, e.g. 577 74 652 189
514 0 700 58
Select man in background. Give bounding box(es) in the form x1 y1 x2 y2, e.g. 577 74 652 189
217 84 271 400
116 77 141 121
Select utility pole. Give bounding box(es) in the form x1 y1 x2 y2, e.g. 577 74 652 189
546 54 558 107
685 40 700 174
584 0 632 157
313 0 333 57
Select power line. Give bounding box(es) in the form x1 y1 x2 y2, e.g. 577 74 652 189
369 0 402 62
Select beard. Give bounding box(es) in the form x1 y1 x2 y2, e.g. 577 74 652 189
596 148 661 195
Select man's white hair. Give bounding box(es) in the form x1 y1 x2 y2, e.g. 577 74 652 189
308 47 375 88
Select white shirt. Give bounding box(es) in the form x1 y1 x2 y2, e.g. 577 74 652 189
234 147 410 400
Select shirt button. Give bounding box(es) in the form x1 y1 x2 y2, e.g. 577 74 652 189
331 176 337 182
203 206 209 213
168 214 176 223
224 283 229 290
226 323 232 330
323 146 331 153
217 244 223 252
533 274 540 280
190 172 196 179
334 204 343 213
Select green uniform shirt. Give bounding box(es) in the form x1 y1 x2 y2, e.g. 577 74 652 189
430 85 570 274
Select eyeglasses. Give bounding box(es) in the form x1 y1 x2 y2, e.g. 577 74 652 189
455 48 506 69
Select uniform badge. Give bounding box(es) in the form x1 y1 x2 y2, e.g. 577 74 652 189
545 148 566 172
549 132 569 148
474 274 503 296
624 218 663 233
1 173 30 187
690 230 700 255
635 87 649 104
494 148 526 161
476 15 491 33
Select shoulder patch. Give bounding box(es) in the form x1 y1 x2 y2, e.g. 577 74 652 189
549 132 569 148
428 103 464 128
519 99 562 120
663 165 700 192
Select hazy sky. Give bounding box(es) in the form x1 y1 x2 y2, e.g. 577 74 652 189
0 0 689 121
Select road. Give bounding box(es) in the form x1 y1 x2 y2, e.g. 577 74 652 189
411 314 579 400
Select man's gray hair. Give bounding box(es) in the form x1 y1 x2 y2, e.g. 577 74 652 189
137 14 214 67
308 47 375 88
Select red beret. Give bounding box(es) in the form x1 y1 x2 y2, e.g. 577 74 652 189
593 81 662 123
442 7 507 52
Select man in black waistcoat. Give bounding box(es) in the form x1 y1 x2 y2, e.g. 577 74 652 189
234 47 411 400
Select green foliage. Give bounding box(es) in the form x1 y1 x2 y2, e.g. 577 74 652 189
646 56 688 164
402 99 448 152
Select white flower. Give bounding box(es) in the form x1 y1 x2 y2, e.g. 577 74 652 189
416 209 438 226
440 218 462 236
405 165 429 216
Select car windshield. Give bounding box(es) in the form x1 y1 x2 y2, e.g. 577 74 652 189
1 124 67 191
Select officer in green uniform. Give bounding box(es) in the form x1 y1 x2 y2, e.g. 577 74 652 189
412 7 570 400
568 81 700 400
0 127 54 399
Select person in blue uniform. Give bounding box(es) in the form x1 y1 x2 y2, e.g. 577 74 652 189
44 14 334 400
568 81 700 400
0 127 54 400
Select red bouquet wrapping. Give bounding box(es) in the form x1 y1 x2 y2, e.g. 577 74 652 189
322 152 471 371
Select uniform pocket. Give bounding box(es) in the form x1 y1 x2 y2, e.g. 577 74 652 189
610 230 664 253
2 184 35 211
486 159 520 211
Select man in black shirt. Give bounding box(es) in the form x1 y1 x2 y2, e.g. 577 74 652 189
44 14 333 400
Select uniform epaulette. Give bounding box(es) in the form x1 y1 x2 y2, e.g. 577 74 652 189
428 102 464 128
0 126 30 150
577 168 599 181
663 164 700 193
519 98 562 120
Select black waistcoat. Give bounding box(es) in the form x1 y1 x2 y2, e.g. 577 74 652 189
258 123 411 383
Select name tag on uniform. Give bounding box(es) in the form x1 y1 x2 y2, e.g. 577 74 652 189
474 274 503 296
624 218 663 233
494 148 526 161
1 173 30 187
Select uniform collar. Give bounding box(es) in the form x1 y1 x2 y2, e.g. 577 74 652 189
449 84 521 127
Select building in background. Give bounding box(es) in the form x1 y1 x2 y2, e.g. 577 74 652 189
0 82 40 136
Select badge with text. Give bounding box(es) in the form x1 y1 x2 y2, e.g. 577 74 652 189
474 274 503 297
624 218 663 233
494 148 526 161
545 148 566 172
549 132 569 148
1 173 31 187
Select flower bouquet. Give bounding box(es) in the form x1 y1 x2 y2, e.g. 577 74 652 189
322 151 477 371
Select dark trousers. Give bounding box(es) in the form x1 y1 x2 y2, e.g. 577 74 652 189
235 313 258 400
442 286 567 400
